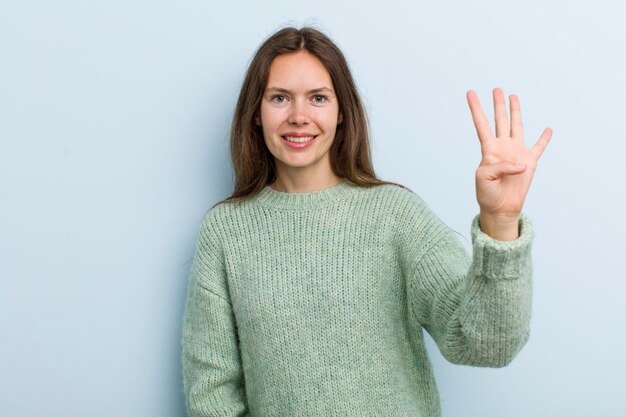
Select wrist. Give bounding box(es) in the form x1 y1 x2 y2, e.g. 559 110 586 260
479 212 520 241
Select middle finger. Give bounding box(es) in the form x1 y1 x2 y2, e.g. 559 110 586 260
493 88 510 138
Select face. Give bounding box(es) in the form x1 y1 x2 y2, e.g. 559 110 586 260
256 50 343 181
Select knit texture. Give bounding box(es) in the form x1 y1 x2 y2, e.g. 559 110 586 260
181 178 534 417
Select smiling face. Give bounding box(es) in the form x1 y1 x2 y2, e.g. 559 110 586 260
256 50 343 187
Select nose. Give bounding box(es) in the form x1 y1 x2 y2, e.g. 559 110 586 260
288 99 309 125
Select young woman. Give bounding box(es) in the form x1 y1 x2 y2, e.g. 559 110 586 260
182 26 552 417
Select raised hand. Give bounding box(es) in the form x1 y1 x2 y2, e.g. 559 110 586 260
466 88 552 240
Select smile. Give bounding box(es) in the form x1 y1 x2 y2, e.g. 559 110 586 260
282 135 317 143
281 135 318 149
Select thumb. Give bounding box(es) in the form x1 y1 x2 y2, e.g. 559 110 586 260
481 161 527 180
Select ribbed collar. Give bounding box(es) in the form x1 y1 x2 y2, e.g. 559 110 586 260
254 178 358 209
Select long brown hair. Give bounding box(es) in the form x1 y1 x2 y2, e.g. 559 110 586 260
216 26 409 207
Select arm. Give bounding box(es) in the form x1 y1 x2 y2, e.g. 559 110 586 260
181 211 248 416
400 201 534 368
400 88 546 367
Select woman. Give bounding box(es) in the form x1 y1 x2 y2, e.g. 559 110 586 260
181 26 552 417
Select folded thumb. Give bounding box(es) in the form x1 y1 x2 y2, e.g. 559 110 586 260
487 161 527 178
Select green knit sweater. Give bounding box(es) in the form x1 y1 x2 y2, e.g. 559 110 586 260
181 178 534 417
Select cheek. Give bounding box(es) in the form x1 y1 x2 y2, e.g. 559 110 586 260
260 108 286 131
317 106 340 126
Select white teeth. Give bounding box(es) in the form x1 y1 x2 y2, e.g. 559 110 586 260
283 136 315 143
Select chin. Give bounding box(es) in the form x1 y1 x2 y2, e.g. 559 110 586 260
278 155 323 169
283 161 317 169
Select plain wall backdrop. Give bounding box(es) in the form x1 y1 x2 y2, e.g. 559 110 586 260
2 0 625 416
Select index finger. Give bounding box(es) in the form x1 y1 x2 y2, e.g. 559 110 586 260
466 90 494 146
510 94 524 139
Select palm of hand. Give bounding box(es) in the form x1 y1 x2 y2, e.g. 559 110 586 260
467 88 552 219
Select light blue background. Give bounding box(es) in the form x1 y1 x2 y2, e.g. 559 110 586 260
2 1 625 416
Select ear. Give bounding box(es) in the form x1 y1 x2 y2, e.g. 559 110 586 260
337 112 343 125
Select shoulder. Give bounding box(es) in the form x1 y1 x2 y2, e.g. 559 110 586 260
194 199 241 246
360 182 432 217
368 183 451 242
352 182 446 236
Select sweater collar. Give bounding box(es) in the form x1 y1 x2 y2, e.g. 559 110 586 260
254 178 357 209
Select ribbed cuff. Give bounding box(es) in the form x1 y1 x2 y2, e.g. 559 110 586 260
470 213 534 280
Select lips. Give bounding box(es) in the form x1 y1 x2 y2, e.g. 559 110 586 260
282 132 318 137
280 134 317 149
282 135 318 143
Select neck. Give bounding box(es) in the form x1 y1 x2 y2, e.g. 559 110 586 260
257 177 355 210
270 167 342 194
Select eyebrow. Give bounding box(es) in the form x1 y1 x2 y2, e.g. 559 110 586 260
265 86 335 95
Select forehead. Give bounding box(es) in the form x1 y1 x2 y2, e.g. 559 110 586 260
266 51 334 91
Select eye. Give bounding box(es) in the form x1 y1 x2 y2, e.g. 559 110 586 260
270 94 286 103
313 94 328 104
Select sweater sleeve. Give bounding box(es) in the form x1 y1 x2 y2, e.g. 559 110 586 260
181 210 249 416
398 195 534 368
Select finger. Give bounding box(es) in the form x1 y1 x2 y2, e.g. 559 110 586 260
510 94 524 140
493 87 510 138
467 90 494 146
531 128 553 160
